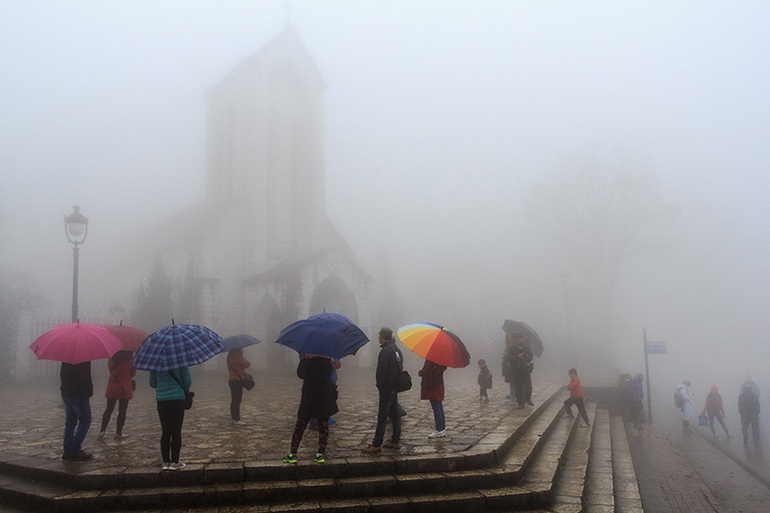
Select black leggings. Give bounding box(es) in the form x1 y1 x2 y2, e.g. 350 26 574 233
564 397 591 425
290 417 329 455
157 400 185 464
229 380 243 421
100 398 129 434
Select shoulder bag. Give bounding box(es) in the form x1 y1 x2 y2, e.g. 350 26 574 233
169 371 194 410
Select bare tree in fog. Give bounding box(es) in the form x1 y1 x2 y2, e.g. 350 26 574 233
526 149 679 349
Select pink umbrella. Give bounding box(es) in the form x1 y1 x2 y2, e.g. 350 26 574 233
104 321 147 351
29 322 124 364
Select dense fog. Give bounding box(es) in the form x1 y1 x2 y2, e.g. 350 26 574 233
2 1 769 405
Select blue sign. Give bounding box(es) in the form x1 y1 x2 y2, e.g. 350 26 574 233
646 341 667 354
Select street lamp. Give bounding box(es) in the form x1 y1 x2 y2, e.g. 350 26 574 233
64 206 88 323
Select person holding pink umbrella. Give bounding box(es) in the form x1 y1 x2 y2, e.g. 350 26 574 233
60 361 94 460
29 321 124 461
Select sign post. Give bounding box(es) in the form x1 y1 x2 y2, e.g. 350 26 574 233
643 329 667 424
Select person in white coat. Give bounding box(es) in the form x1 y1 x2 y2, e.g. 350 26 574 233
676 380 696 431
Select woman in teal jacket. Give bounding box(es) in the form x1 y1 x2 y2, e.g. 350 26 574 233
150 367 191 470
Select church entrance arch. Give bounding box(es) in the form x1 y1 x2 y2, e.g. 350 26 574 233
309 276 358 322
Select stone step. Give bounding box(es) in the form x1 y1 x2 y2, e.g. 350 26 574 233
610 415 643 513
584 408 614 513
0 388 576 512
546 403 598 513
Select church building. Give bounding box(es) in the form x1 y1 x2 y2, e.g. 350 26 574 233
102 24 374 368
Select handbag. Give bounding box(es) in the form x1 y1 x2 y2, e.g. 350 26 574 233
698 413 709 426
229 360 255 392
241 373 255 391
395 370 412 393
169 371 194 410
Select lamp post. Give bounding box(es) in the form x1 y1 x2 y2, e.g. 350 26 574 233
64 206 88 323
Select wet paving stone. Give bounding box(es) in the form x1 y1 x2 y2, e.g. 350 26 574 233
4 365 553 473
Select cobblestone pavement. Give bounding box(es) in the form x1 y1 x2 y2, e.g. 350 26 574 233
1 363 555 469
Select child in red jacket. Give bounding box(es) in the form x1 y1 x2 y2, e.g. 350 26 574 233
564 368 590 426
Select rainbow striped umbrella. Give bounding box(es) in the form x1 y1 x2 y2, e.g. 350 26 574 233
396 322 471 368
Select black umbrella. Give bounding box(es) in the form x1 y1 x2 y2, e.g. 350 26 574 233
502 320 544 357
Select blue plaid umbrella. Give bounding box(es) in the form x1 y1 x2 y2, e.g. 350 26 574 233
222 334 262 352
133 323 225 372
275 312 369 360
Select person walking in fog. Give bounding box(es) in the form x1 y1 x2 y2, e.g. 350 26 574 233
227 348 251 426
702 384 731 438
502 336 517 401
627 373 644 431
676 380 696 431
282 354 338 464
419 358 447 438
362 327 404 454
477 359 492 402
98 350 136 440
511 333 534 408
563 368 590 426
60 361 94 461
150 367 191 470
738 382 760 446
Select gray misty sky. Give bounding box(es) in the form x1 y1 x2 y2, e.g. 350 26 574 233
2 1 770 383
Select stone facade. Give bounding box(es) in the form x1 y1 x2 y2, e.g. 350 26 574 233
72 24 373 372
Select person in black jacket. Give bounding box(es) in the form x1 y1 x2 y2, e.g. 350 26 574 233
738 384 760 446
362 327 403 454
60 361 94 461
282 354 339 464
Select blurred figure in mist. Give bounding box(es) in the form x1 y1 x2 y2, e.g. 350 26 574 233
676 380 696 431
740 375 760 398
738 381 760 446
501 336 517 401
627 373 644 431
477 359 492 403
702 384 731 439
503 333 533 408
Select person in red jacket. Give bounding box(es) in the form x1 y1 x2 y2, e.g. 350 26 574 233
702 384 731 438
97 350 136 439
564 368 590 426
419 359 447 438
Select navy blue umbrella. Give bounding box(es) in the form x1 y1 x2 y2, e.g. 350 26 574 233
275 312 369 360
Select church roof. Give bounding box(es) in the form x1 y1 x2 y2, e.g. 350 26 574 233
215 22 327 91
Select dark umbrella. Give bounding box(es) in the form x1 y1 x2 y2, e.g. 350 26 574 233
502 320 544 357
133 322 225 372
275 312 369 360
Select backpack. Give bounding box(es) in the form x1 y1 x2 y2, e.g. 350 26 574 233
674 389 684 408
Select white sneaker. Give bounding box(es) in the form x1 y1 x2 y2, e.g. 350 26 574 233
96 431 105 440
161 462 170 471
232 420 247 427
168 462 186 470
428 429 446 439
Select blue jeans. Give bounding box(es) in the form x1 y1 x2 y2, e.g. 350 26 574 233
430 400 445 431
373 388 400 446
62 396 91 455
